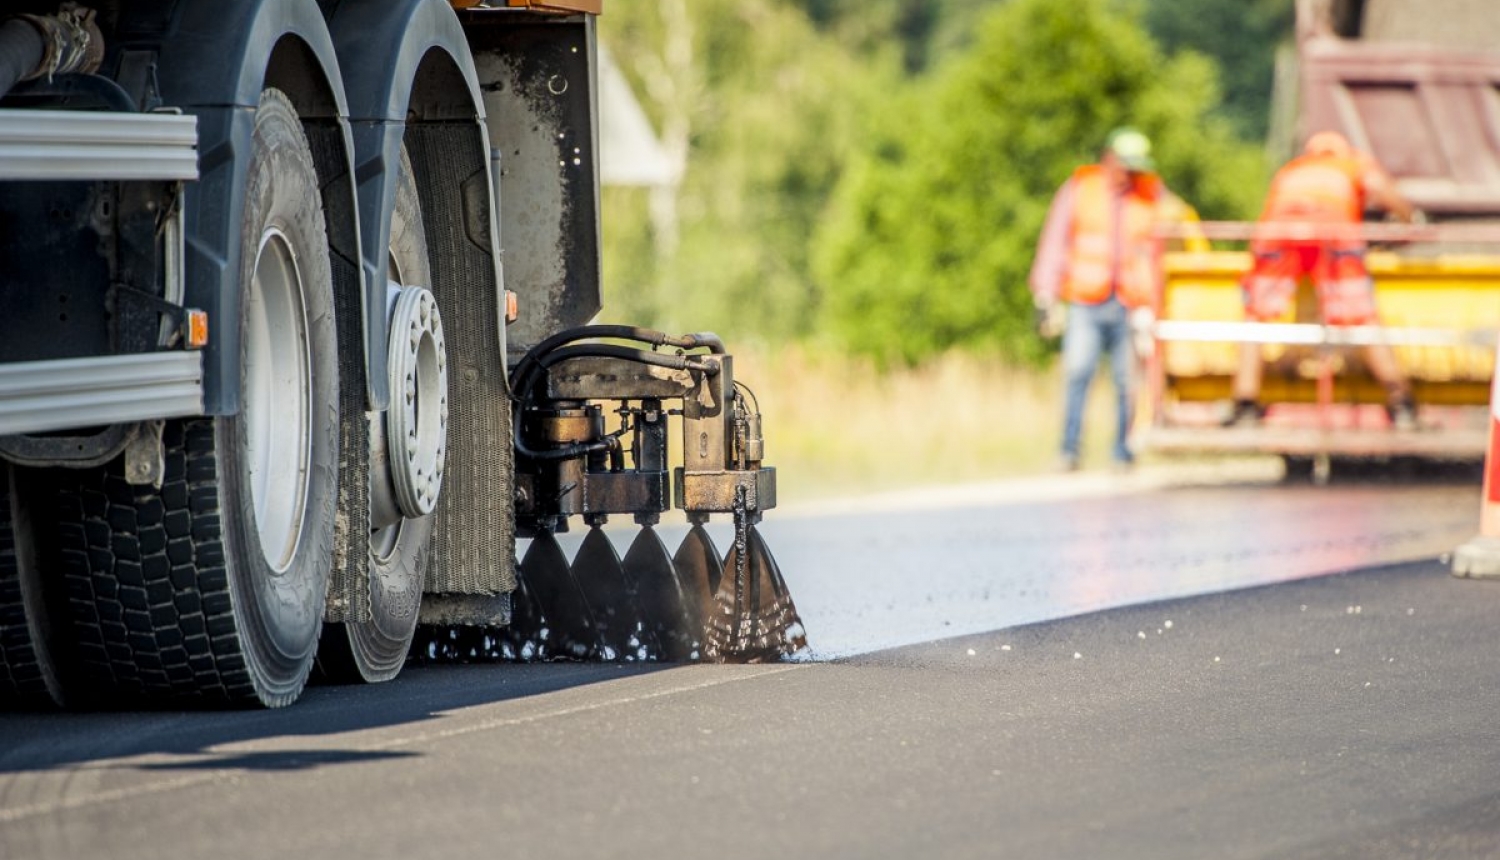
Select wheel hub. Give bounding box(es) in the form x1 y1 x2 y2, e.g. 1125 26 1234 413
383 284 447 519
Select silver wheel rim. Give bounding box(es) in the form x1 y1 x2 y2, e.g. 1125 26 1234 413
369 260 406 561
244 228 313 574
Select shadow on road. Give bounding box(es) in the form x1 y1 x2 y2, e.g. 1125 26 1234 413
133 748 418 772
0 661 671 776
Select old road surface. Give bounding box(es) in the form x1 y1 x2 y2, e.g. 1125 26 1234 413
4 464 1498 860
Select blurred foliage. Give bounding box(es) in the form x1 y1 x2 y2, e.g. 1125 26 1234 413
798 0 1295 136
812 0 1266 365
598 1 897 340
1143 0 1294 140
598 0 1280 362
800 0 995 73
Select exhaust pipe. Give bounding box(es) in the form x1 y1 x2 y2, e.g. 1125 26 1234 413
0 4 104 99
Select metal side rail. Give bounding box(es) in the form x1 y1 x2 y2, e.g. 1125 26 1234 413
0 352 204 436
1138 423 1488 459
1151 320 1495 348
0 110 198 181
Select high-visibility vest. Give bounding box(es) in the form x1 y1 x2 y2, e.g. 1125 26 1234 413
1062 165 1163 309
1261 153 1365 225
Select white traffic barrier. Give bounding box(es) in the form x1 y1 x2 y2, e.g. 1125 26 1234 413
1452 333 1500 577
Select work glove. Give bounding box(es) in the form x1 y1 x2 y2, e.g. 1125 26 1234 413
1034 300 1066 340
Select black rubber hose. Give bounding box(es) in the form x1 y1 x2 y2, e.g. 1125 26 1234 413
509 325 727 399
533 325 725 357
536 343 720 375
0 18 44 99
513 343 720 405
512 425 620 463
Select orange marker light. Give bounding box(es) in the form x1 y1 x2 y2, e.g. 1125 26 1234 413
505 289 519 324
186 309 209 349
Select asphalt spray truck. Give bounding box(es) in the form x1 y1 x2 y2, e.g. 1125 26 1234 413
0 0 803 709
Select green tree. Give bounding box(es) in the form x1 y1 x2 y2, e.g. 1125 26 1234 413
811 0 1265 366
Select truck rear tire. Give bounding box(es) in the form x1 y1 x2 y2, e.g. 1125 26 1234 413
49 89 339 707
319 146 437 683
0 465 66 708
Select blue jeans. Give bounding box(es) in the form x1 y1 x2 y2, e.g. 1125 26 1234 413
1061 296 1135 463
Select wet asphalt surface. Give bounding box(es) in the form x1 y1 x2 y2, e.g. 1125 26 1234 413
2 479 1498 859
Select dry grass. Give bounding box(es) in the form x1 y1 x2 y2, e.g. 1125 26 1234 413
729 346 1123 500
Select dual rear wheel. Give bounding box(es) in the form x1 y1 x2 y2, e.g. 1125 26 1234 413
35 89 340 707
319 146 445 684
0 89 444 707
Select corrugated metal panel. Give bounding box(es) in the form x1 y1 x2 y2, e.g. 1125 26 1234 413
1300 39 1500 216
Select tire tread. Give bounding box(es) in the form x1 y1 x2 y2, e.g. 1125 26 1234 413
0 471 50 705
54 420 260 704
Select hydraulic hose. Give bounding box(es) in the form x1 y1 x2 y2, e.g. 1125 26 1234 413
528 325 725 358
0 5 104 100
513 342 721 405
535 343 721 375
0 19 44 98
512 423 621 463
509 325 727 401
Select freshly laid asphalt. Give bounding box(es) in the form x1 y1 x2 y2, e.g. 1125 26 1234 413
4 555 1499 860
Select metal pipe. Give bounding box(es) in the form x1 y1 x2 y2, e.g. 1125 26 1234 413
1151 319 1494 347
1160 220 1500 244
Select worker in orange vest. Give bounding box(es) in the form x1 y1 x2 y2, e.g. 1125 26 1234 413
1226 130 1418 428
1030 127 1191 471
